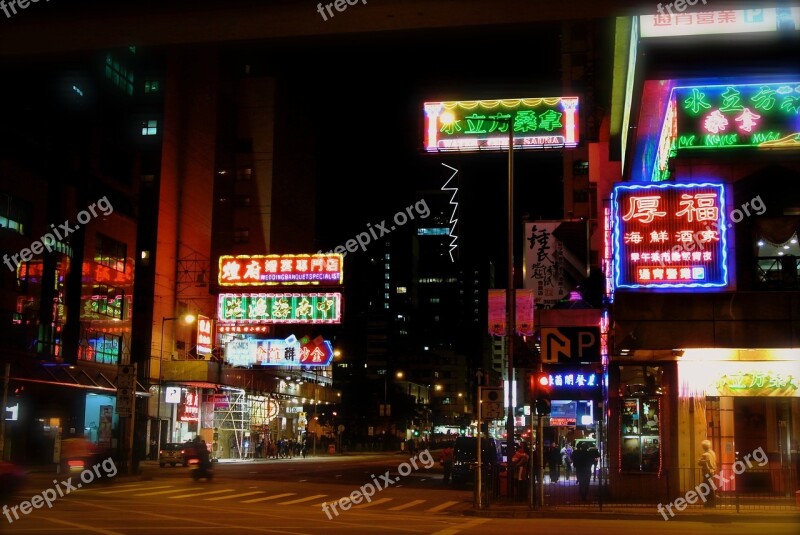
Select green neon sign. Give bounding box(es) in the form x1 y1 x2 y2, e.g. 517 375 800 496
673 82 800 151
217 293 341 324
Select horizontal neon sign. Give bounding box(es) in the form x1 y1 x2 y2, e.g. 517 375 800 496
218 254 343 286
673 82 800 151
612 182 729 289
423 97 579 152
224 334 334 367
217 293 341 324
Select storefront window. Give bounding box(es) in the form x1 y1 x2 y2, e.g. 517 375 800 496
619 365 663 473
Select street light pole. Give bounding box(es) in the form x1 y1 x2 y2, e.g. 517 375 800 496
505 120 516 502
157 315 194 453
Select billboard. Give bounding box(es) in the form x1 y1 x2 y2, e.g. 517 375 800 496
224 334 334 367
672 82 800 152
217 293 342 324
612 182 729 289
423 97 579 152
522 221 589 307
640 8 800 38
218 254 343 286
196 315 213 355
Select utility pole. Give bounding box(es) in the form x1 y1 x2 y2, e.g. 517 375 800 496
0 362 10 461
505 118 516 503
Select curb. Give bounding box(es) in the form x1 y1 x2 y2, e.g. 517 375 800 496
462 508 800 522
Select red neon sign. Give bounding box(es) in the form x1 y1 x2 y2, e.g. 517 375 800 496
218 254 343 286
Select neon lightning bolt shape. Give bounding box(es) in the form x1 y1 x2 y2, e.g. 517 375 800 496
441 163 459 262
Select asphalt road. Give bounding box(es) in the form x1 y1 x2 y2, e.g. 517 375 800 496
2 454 798 535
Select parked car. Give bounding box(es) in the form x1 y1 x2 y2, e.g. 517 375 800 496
451 436 502 487
159 443 187 467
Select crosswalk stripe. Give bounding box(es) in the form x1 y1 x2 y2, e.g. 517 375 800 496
98 485 173 495
77 483 145 493
426 500 460 513
351 497 392 509
388 499 426 511
277 494 327 505
169 489 236 499
205 491 265 501
241 493 295 504
133 488 194 497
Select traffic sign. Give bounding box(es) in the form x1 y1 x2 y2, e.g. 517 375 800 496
541 327 600 363
480 387 504 420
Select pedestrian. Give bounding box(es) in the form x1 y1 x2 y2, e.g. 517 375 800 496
547 444 561 483
149 439 158 461
440 442 454 485
572 442 593 501
561 442 573 480
698 439 717 508
588 443 601 481
511 444 529 501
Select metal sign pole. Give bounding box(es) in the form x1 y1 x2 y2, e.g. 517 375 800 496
476 386 482 510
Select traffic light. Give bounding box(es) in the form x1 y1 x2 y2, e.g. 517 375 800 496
530 372 552 415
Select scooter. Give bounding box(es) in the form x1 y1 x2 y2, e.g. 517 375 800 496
187 457 213 481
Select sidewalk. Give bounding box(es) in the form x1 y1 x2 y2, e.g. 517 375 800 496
463 501 800 522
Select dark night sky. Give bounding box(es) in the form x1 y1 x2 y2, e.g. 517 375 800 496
256 24 575 283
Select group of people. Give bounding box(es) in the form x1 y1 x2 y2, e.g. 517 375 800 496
513 440 601 501
260 438 308 459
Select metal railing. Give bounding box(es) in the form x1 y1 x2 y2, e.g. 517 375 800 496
756 256 800 289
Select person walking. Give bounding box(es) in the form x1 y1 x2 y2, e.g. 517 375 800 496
561 442 574 481
698 439 717 508
440 442 454 485
511 444 530 502
547 444 561 483
572 442 593 501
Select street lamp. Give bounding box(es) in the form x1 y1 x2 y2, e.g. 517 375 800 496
156 314 195 452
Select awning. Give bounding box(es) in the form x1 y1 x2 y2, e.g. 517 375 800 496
8 361 151 396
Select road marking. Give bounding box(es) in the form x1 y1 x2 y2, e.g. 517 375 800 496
98 485 173 495
241 492 296 504
76 483 145 492
205 491 265 501
277 494 327 505
426 500 460 513
169 489 236 499
44 518 125 535
134 488 196 497
351 497 392 509
388 499 426 511
431 518 490 535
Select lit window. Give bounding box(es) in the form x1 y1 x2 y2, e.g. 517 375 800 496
95 234 127 272
384 283 390 290
384 253 390 260
384 263 390 270
141 120 158 136
384 293 390 299
144 80 160 94
430 298 440 304
105 53 134 95
396 286 407 294
384 303 390 309
80 332 121 364
384 273 390 280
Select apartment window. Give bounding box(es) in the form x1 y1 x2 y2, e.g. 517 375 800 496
141 120 158 136
0 194 29 236
384 283 390 290
234 228 250 244
236 195 251 207
105 54 134 96
384 263 390 270
430 298 440 303
80 332 121 364
384 253 390 260
384 293 390 300
144 80 160 94
383 303 390 309
384 273 390 280
95 234 126 272
236 168 253 181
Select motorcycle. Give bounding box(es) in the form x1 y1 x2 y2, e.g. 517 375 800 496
187 457 213 481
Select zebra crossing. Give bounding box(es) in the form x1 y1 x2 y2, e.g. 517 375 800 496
69 483 466 514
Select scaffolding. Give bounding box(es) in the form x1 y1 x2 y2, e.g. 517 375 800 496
213 388 249 459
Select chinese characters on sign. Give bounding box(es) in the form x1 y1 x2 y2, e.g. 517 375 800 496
613 183 728 288
640 8 800 38
523 221 589 306
196 315 213 355
179 390 200 422
217 293 342 324
218 254 343 286
423 97 579 152
716 371 799 397
223 334 334 367
673 82 800 151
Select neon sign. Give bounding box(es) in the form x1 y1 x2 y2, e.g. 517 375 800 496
179 390 199 422
224 334 334 367
218 254 343 286
673 82 800 151
196 315 213 355
640 8 800 39
423 97 579 152
716 371 798 397
612 182 729 289
217 293 342 324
